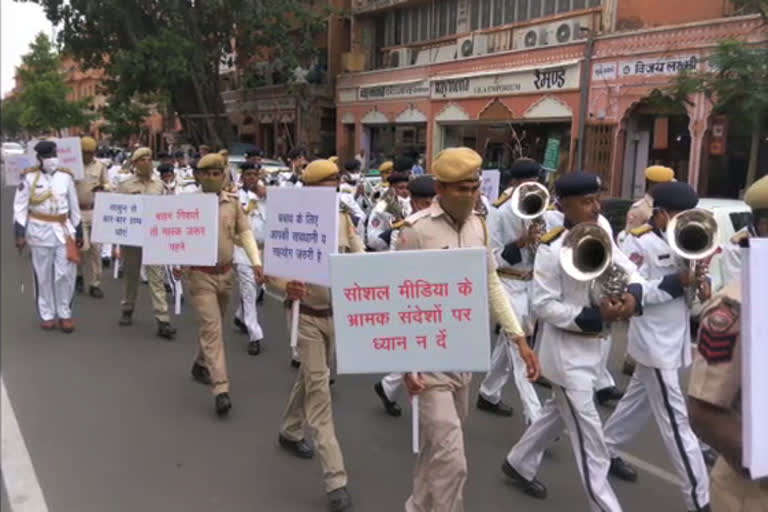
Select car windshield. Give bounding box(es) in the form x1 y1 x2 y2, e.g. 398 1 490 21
729 211 753 232
3 142 23 151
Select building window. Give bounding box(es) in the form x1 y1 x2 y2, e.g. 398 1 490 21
529 0 542 18
493 0 504 26
470 0 480 30
517 0 529 20
480 0 491 29
420 4 430 39
558 0 570 12
448 0 458 34
544 0 555 16
573 0 586 8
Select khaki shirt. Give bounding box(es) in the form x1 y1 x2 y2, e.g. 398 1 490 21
76 160 111 222
117 175 164 196
624 194 653 232
216 192 252 265
689 280 768 510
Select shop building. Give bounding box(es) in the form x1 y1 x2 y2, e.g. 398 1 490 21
337 0 768 197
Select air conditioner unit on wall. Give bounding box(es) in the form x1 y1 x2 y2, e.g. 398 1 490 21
456 34 489 59
389 48 413 68
513 15 591 50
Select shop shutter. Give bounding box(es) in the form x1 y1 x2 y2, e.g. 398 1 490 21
584 123 615 192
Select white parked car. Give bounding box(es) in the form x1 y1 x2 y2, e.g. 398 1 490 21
696 198 752 293
2 141 24 159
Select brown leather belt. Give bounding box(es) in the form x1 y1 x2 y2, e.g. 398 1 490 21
29 212 67 223
79 204 94 211
497 268 533 281
190 263 232 275
284 300 333 318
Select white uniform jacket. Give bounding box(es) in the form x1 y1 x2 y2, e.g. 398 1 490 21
619 224 695 370
14 167 81 247
366 197 412 251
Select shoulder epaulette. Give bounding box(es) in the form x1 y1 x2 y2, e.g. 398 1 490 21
392 220 409 230
630 224 653 237
21 166 39 175
540 226 565 245
57 167 74 177
730 230 749 245
407 208 431 224
493 192 511 208
546 203 557 211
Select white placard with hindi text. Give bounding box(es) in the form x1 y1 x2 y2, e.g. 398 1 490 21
330 248 490 374
3 154 34 187
742 239 768 479
264 186 340 287
481 169 500 203
91 193 145 246
142 194 219 265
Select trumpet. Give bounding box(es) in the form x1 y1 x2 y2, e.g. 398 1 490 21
510 181 550 253
666 208 719 305
560 222 630 309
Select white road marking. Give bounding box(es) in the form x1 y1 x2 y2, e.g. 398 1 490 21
614 449 682 486
1 377 49 512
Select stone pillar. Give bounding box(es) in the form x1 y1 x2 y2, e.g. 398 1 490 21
686 92 712 192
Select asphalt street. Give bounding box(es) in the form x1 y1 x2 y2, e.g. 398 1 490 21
1 188 690 512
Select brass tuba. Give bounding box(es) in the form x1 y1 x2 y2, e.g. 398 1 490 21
560 222 630 310
666 208 719 304
510 181 550 254
382 186 406 220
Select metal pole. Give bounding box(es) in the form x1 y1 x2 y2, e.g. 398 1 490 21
576 29 594 171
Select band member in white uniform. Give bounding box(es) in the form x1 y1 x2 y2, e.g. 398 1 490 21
603 181 711 512
366 160 412 251
477 158 545 422
233 162 266 356
502 172 643 512
373 175 436 417
14 140 83 333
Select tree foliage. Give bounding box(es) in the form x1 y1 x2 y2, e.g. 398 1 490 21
26 0 330 146
1 97 25 138
11 33 93 136
665 40 768 186
731 0 768 20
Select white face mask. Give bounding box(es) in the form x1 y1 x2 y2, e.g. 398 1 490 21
42 157 59 173
349 173 361 183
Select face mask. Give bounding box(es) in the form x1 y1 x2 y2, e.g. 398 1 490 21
135 162 152 177
441 196 475 223
349 173 360 183
199 177 223 193
42 157 59 173
398 196 410 206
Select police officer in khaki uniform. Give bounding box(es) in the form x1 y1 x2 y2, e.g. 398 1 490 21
117 147 176 339
397 147 540 512
276 159 362 512
688 175 768 512
76 136 111 298
179 153 263 416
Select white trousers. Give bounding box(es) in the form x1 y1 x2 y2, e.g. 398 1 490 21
30 244 76 321
381 372 403 401
507 387 623 512
235 264 263 342
479 331 542 423
603 364 710 510
595 335 616 390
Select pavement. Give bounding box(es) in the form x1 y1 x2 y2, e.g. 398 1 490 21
1 189 691 512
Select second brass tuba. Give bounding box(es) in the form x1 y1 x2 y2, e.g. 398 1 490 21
511 181 550 255
666 208 719 304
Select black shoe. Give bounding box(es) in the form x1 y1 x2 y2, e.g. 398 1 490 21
102 257 111 268
596 386 624 407
278 434 314 459
164 283 172 294
233 317 248 334
75 276 84 293
291 359 301 368
622 357 636 376
191 363 211 385
89 286 104 298
534 376 552 389
692 505 711 512
609 457 638 482
117 269 124 279
215 393 231 417
119 311 133 326
501 460 547 499
256 288 265 304
702 448 718 467
327 486 353 512
329 378 335 386
374 382 402 417
157 321 176 339
248 340 261 356
477 395 514 417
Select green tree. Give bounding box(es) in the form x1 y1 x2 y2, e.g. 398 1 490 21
731 0 768 20
100 96 150 145
28 0 330 147
15 33 93 136
1 97 25 139
666 40 768 187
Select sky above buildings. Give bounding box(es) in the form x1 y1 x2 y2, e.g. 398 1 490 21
2 0 53 97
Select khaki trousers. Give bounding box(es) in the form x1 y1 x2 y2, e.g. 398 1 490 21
405 380 470 512
120 246 170 322
187 269 234 395
711 458 768 512
78 218 103 288
280 314 347 492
